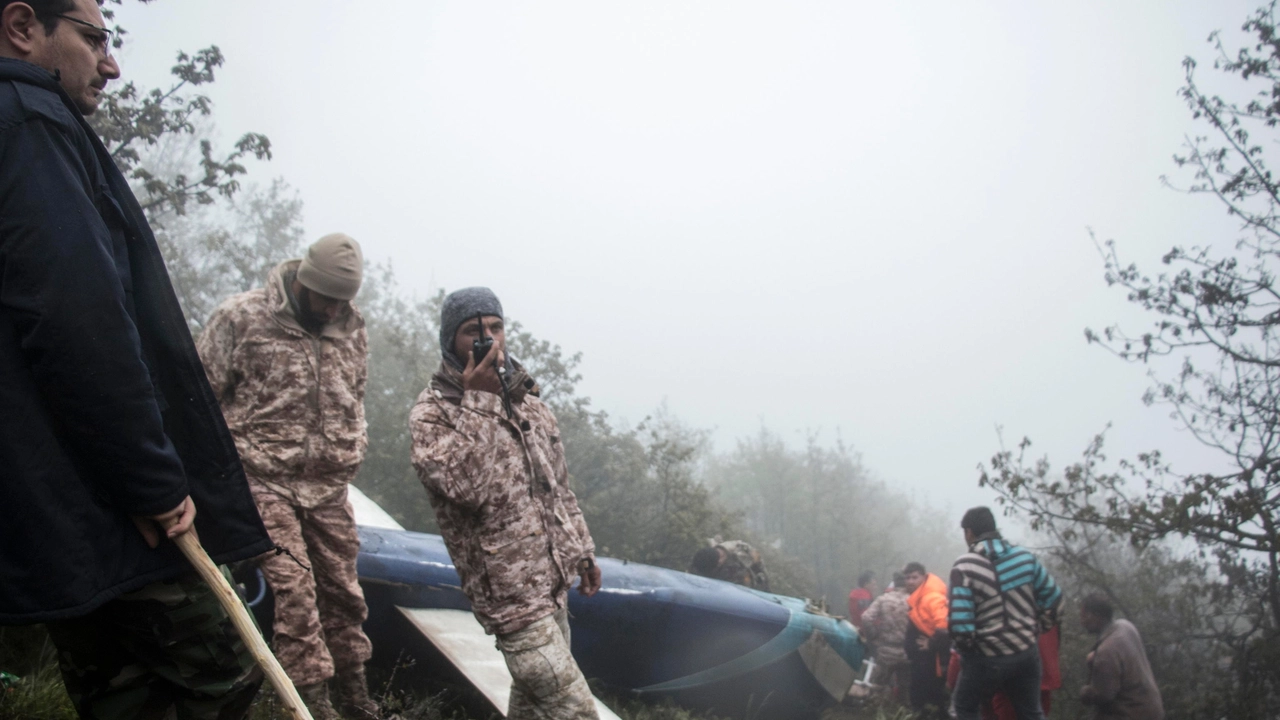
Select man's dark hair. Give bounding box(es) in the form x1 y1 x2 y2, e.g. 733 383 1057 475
0 0 80 34
961 506 998 536
857 571 876 588
1081 593 1114 622
903 561 926 576
891 572 906 588
690 547 721 577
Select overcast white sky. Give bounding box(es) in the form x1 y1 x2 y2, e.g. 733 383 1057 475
112 1 1262 516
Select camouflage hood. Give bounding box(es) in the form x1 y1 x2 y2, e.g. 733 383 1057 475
196 265 370 503
265 259 363 340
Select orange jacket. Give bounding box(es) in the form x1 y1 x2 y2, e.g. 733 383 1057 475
908 572 949 636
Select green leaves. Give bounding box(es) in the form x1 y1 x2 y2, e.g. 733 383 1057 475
89 40 271 220
992 9 1280 713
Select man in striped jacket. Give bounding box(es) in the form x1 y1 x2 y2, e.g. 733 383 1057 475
949 507 1063 720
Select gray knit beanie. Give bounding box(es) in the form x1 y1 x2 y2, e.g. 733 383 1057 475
440 287 504 367
297 233 363 300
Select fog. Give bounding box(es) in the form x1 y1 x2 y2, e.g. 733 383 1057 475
111 0 1258 514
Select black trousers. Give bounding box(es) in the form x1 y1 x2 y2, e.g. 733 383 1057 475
904 622 950 719
954 646 1044 720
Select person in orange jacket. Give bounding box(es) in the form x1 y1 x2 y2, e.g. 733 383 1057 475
903 562 951 719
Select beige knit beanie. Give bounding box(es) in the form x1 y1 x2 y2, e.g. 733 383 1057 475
297 233 363 300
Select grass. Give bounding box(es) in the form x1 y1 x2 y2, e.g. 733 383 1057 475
3 626 917 720
0 627 76 720
3 670 919 720
246 683 921 720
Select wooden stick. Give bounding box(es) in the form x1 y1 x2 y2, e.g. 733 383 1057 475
171 531 315 720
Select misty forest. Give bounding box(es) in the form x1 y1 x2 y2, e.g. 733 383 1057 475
3 1 1280 720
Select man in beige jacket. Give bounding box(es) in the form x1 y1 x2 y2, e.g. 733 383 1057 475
198 234 379 720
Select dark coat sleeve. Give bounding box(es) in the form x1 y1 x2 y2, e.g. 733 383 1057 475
0 116 188 516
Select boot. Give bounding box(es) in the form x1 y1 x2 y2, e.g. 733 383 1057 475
296 681 342 720
333 664 383 720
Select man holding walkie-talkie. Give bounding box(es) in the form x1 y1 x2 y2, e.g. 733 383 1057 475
411 287 601 720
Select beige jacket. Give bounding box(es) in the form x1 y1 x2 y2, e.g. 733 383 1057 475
410 371 595 636
196 260 368 506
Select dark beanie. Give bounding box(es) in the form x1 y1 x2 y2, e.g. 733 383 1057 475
440 287 504 368
961 506 998 536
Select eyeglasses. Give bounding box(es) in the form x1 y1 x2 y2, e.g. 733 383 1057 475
54 14 113 57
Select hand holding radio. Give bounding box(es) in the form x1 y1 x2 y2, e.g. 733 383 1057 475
462 330 504 395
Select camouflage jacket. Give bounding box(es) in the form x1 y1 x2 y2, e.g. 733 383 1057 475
861 590 910 665
409 367 596 636
712 540 770 591
196 260 368 507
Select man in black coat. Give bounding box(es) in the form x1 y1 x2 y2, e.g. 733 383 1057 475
0 0 274 717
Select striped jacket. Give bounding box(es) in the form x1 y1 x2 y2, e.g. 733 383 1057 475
948 535 1062 657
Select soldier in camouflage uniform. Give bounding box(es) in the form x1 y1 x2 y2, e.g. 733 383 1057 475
197 234 380 720
861 574 912 699
689 538 770 591
410 287 602 720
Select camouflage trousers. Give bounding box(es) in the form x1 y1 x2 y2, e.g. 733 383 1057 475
254 484 372 687
496 609 598 720
44 570 263 720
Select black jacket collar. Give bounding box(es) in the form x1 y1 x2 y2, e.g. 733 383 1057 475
0 56 64 91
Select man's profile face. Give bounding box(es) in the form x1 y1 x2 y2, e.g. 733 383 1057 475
290 279 348 334
29 0 120 115
453 315 505 364
903 571 925 593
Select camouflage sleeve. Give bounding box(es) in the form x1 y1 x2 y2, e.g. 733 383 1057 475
409 391 505 511
562 473 595 560
195 304 238 405
354 327 369 440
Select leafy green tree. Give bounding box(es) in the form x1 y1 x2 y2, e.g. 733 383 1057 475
72 2 287 332
92 2 271 220
981 4 1280 715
